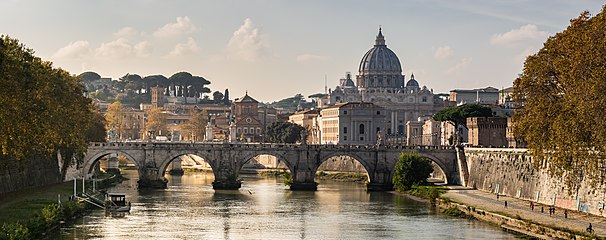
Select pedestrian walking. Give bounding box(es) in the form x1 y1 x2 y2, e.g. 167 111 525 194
587 223 593 234
549 207 552 216
530 202 534 211
541 206 544 213
496 193 499 200
564 209 568 218
504 201 508 208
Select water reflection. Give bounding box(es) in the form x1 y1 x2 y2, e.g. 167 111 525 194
61 171 519 239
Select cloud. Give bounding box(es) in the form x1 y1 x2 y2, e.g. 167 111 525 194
433 46 453 60
490 24 548 47
447 57 472 73
52 40 91 59
169 37 200 56
95 38 151 59
153 16 197 38
113 27 138 38
134 41 153 57
296 54 330 63
227 18 270 61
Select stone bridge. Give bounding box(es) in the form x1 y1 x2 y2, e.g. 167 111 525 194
81 142 463 191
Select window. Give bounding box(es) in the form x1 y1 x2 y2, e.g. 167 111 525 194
344 136 347 141
359 124 365 134
344 127 348 134
237 128 242 134
244 128 248 134
376 111 380 115
256 128 261 134
360 137 364 141
422 96 427 102
344 110 347 115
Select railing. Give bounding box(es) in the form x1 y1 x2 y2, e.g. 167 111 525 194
88 141 456 151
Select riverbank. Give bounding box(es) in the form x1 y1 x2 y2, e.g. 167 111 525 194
437 186 605 239
0 173 123 239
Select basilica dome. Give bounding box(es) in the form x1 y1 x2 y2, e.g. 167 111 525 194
356 28 405 90
358 28 402 75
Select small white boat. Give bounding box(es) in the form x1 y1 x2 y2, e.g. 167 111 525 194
105 193 131 212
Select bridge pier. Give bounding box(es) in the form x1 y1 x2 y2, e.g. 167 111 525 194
212 179 242 190
366 182 393 191
168 159 184 176
138 167 167 189
290 181 318 191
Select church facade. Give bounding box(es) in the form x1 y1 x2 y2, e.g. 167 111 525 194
320 28 447 137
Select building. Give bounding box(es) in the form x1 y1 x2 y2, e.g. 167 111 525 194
467 117 507 147
232 93 264 142
317 102 386 145
319 28 447 138
449 87 500 106
421 118 442 146
506 117 526 148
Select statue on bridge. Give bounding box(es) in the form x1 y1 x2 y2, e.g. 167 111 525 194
376 129 384 146
300 128 308 145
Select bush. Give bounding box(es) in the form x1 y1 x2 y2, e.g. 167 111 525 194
392 152 434 191
40 204 62 227
443 207 466 218
283 172 293 186
1 222 30 240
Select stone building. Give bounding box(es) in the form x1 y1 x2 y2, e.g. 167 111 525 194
319 28 447 138
467 117 507 147
449 87 500 106
317 102 386 145
232 93 263 142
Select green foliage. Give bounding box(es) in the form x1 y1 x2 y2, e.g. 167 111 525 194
432 104 493 129
78 71 101 82
1 222 30 240
443 207 466 218
393 152 434 191
0 35 95 170
283 172 293 186
513 6 606 191
212 91 224 102
40 204 62 227
265 121 305 143
267 94 315 110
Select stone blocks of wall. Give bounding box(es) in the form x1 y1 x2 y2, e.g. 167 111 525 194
465 148 606 216
0 157 61 196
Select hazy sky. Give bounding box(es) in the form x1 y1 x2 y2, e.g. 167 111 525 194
1 1 603 102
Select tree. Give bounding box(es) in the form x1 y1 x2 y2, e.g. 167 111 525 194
513 7 606 191
78 71 101 82
146 108 167 137
105 102 125 138
212 91 224 102
433 104 492 143
0 35 97 178
265 122 305 143
86 110 107 142
392 152 434 191
182 109 208 141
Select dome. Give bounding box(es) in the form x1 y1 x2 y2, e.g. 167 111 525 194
406 74 419 87
358 28 402 75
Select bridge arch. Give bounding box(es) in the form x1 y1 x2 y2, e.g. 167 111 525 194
239 151 295 175
157 151 216 179
315 152 372 183
393 152 451 185
83 150 140 177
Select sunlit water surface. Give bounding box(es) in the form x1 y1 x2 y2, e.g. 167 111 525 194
60 170 520 239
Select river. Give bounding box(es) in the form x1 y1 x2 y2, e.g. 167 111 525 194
61 170 520 239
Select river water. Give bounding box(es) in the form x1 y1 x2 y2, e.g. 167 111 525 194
61 171 520 239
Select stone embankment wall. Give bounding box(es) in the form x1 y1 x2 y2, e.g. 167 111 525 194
0 157 62 196
464 148 606 216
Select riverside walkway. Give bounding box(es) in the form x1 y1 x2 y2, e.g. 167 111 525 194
444 186 606 237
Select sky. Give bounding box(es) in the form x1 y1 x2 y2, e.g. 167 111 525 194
1 1 603 102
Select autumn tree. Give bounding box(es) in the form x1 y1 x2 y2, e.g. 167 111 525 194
182 109 208 141
146 108 167 137
105 101 125 138
513 6 606 191
0 35 98 177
